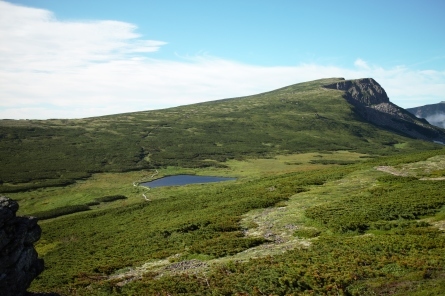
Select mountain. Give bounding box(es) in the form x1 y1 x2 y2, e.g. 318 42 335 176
4 78 445 295
324 78 445 142
1 77 444 193
407 102 445 129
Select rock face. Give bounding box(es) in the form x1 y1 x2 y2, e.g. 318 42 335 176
324 78 445 143
327 78 390 106
0 196 44 296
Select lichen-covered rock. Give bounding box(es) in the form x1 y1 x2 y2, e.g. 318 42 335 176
0 196 44 296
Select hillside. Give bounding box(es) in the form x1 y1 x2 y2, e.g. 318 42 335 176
22 147 445 295
407 102 445 129
1 77 444 193
3 78 445 295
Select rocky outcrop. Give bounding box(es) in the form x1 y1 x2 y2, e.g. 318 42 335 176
0 196 44 296
326 78 390 106
324 78 445 143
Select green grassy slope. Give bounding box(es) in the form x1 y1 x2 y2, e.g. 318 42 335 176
27 149 445 295
2 77 445 295
0 78 440 193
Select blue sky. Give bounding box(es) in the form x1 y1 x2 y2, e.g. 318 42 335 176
1 0 445 119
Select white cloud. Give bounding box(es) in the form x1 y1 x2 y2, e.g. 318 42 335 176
0 1 165 72
426 113 445 128
1 1 444 119
354 58 370 70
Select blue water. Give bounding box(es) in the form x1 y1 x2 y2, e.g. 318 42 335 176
141 175 236 188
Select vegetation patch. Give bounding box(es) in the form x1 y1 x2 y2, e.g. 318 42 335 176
309 159 358 165
305 176 445 233
1 78 440 193
94 195 127 203
30 205 90 220
293 227 321 238
23 149 445 295
77 227 445 295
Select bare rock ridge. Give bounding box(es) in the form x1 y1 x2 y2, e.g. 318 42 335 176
326 78 390 105
324 78 445 143
0 196 44 296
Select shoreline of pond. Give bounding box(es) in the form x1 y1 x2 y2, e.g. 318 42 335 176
140 174 236 188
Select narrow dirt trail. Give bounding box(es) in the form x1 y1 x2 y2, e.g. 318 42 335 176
132 169 159 201
375 166 409 176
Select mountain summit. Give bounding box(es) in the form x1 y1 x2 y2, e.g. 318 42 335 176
324 78 445 143
324 78 389 105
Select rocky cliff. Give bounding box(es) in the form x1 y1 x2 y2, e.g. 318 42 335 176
324 78 445 143
326 78 390 106
0 196 44 296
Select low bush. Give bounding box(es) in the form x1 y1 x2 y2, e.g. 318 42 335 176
310 159 358 165
305 175 445 233
94 195 127 203
30 205 90 220
293 228 321 238
85 201 100 206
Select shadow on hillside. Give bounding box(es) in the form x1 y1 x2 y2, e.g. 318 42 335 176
26 292 61 296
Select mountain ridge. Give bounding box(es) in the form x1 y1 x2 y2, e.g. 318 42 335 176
324 78 445 143
407 102 445 129
4 78 445 295
1 77 443 193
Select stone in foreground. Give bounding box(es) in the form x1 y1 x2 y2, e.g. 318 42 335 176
0 196 44 296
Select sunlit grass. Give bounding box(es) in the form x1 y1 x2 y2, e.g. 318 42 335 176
25 149 445 295
13 151 367 216
4 77 445 295
2 78 440 194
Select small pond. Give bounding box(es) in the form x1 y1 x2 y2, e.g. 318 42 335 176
141 175 236 188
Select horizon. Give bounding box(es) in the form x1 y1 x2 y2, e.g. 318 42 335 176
1 0 445 119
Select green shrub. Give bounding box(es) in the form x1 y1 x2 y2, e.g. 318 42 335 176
30 205 90 220
305 175 445 233
309 159 358 165
293 228 321 238
94 195 127 203
85 201 100 206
